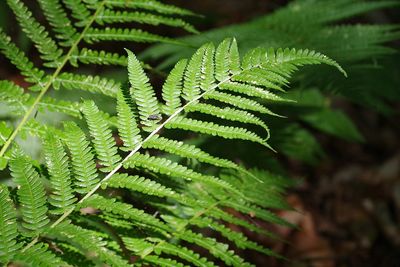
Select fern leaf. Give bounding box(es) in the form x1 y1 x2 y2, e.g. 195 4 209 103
71 48 127 67
22 119 65 141
116 91 142 151
62 0 91 27
0 122 12 169
204 90 279 115
233 70 286 91
37 0 78 46
9 154 49 235
6 0 63 67
162 59 187 115
103 173 180 199
124 152 240 195
182 44 214 101
0 185 21 264
191 216 278 257
200 43 216 91
262 47 347 76
228 38 241 74
224 200 293 227
215 38 231 81
187 103 270 135
46 221 131 267
81 100 121 171
104 0 195 16
124 237 213 267
84 27 181 44
53 73 121 98
14 243 70 267
39 97 82 118
143 135 238 169
206 206 278 239
0 30 45 86
79 194 169 232
179 230 251 267
143 255 187 267
154 242 217 267
97 10 198 33
63 121 99 193
0 80 29 114
219 81 288 102
126 49 161 131
167 116 270 148
43 133 77 214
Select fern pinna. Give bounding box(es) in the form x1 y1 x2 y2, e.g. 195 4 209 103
0 0 345 266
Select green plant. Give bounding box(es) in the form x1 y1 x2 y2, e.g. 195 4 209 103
144 0 400 165
1 0 392 266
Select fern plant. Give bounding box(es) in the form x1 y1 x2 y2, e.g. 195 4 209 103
0 0 347 266
143 0 400 165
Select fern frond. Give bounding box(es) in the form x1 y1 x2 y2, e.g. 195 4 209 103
162 59 187 115
191 216 277 257
14 243 69 267
179 229 250 267
124 152 239 195
116 91 142 151
97 10 198 33
84 27 181 44
0 185 21 264
219 81 289 102
54 73 121 98
71 48 127 67
37 0 78 46
81 100 121 170
9 154 49 235
167 116 269 148
104 0 195 16
206 206 278 239
143 135 238 170
63 121 99 193
214 38 240 80
46 221 130 267
142 255 187 267
223 199 292 227
0 31 45 86
62 0 91 27
187 103 270 135
0 80 29 115
124 237 216 267
6 0 63 67
43 134 77 214
262 48 346 76
204 90 279 115
103 173 179 199
126 49 161 131
154 242 216 267
182 43 213 101
79 194 169 232
39 97 82 118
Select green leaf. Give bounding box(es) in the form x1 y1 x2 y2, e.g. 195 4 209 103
81 100 121 171
0 185 21 264
9 154 49 235
126 49 161 131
